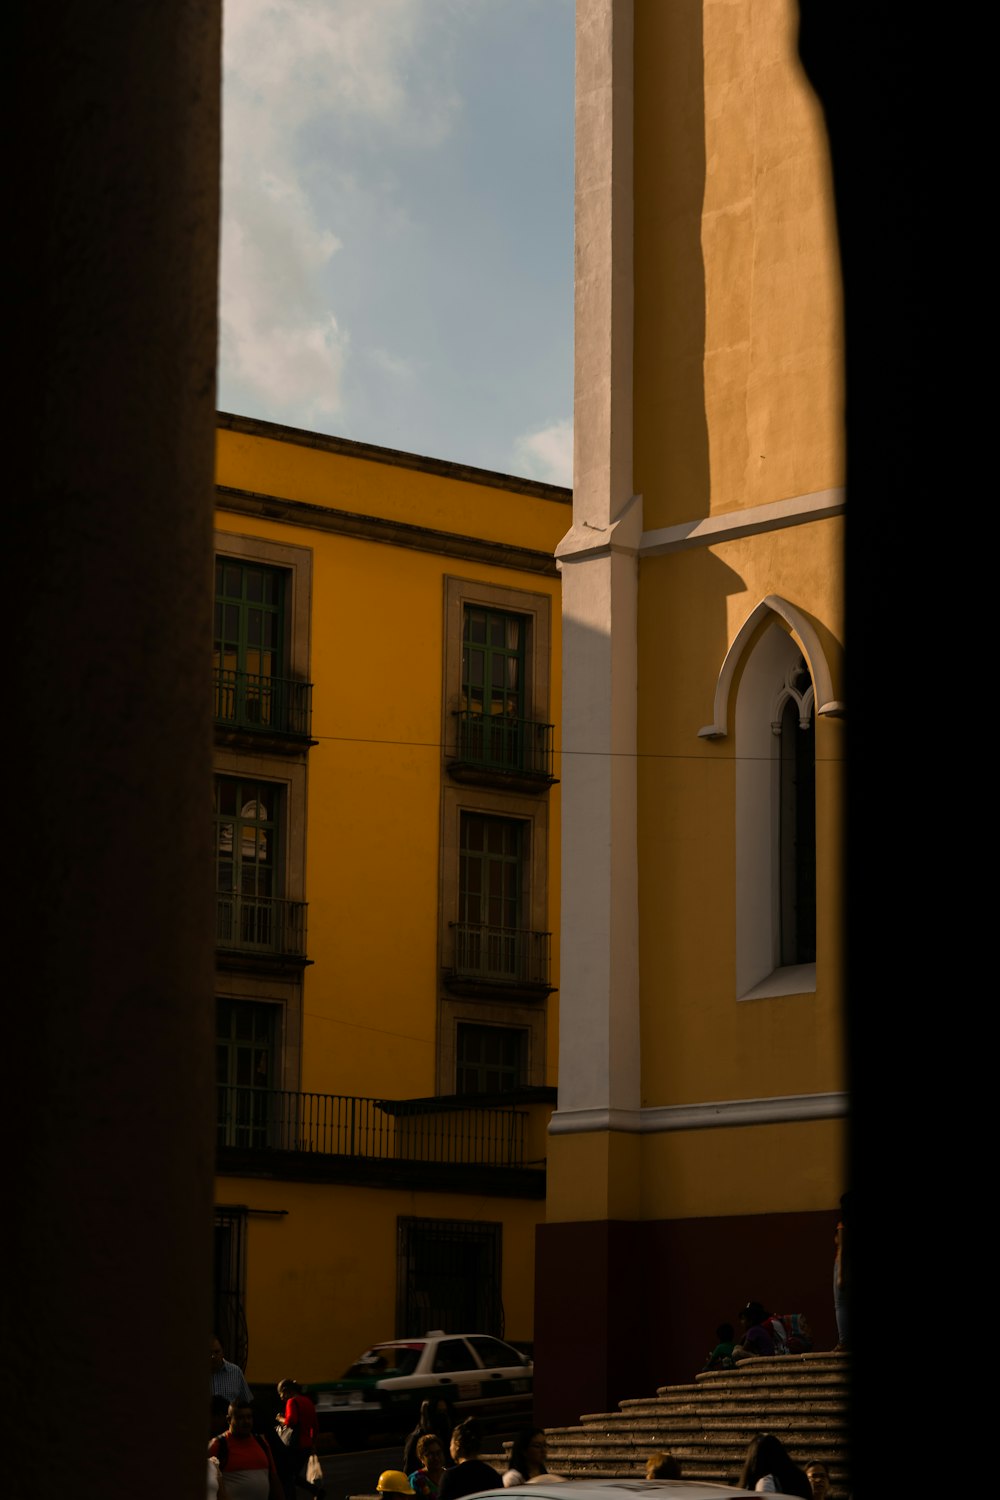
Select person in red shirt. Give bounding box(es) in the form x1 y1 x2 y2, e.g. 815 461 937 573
275 1379 324 1499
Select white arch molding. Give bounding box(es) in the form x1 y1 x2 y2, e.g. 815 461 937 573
698 595 844 740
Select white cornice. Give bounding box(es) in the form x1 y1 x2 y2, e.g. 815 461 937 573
555 491 644 563
548 1091 848 1136
639 488 845 557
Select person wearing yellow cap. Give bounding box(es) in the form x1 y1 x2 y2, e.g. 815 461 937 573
377 1472 415 1496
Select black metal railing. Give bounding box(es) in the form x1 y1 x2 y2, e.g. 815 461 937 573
216 1087 529 1166
450 923 551 986
216 892 307 957
452 711 553 777
214 667 313 738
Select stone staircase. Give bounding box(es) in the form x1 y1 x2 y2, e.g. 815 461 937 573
485 1353 850 1496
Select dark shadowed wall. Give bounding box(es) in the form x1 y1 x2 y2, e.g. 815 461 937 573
534 1210 836 1426
9 5 221 1497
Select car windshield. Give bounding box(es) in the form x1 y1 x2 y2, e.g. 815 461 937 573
340 1343 424 1379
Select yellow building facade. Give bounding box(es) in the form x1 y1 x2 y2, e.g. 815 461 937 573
534 0 846 1421
211 415 568 1385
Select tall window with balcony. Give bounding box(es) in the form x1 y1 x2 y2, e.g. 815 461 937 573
214 777 304 957
214 558 312 740
458 813 522 978
461 607 523 767
439 578 555 1087
453 607 553 782
216 999 275 1148
452 814 548 989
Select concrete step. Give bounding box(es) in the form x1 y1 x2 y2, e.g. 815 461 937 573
592 1403 847 1422
580 1402 848 1420
696 1352 848 1372
658 1371 849 1394
542 1435 847 1457
552 1455 847 1474
542 1428 851 1452
517 1353 851 1496
549 1417 848 1436
637 1378 849 1401
690 1367 849 1388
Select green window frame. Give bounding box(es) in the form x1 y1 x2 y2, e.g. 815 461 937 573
214 777 279 898
214 559 286 728
456 1023 525 1094
214 776 286 951
216 999 276 1148
461 607 525 721
459 814 523 931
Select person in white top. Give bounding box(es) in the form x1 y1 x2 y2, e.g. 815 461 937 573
737 1434 811 1496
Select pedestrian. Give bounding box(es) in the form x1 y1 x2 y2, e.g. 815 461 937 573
503 1429 551 1486
378 1472 415 1498
275 1378 324 1499
438 1419 503 1500
409 1435 448 1499
733 1303 776 1362
805 1461 830 1500
209 1399 282 1499
738 1433 810 1497
402 1399 455 1477
211 1334 254 1406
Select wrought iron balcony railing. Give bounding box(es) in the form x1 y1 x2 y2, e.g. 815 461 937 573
216 1086 531 1167
216 892 307 957
452 710 554 778
449 922 551 987
214 667 313 738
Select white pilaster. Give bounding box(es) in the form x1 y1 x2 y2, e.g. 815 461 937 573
553 0 639 1122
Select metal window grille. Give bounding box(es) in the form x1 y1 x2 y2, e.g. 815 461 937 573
213 1207 249 1371
396 1217 503 1338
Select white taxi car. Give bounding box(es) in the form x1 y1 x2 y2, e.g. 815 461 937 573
477 1484 767 1499
312 1330 533 1435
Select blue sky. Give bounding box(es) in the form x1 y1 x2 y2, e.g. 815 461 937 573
220 0 575 484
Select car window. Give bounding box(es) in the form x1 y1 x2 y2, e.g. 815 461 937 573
432 1338 475 1373
466 1337 522 1369
341 1343 424 1379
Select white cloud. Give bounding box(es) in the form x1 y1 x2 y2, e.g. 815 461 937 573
223 0 460 147
220 0 461 422
368 348 415 381
513 418 573 487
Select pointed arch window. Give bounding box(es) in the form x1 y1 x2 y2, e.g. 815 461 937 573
777 662 816 967
701 595 840 1000
734 629 818 997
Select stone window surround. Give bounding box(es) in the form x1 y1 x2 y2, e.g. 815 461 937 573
734 619 817 1001
438 575 554 1093
441 574 553 762
438 996 545 1097
213 529 313 688
213 531 313 1096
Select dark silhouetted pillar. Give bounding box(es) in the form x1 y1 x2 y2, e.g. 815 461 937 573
10 6 220 1496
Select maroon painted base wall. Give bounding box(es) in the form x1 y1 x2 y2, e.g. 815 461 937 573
533 1209 838 1427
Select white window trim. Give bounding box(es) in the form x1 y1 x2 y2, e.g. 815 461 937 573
734 616 816 1000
